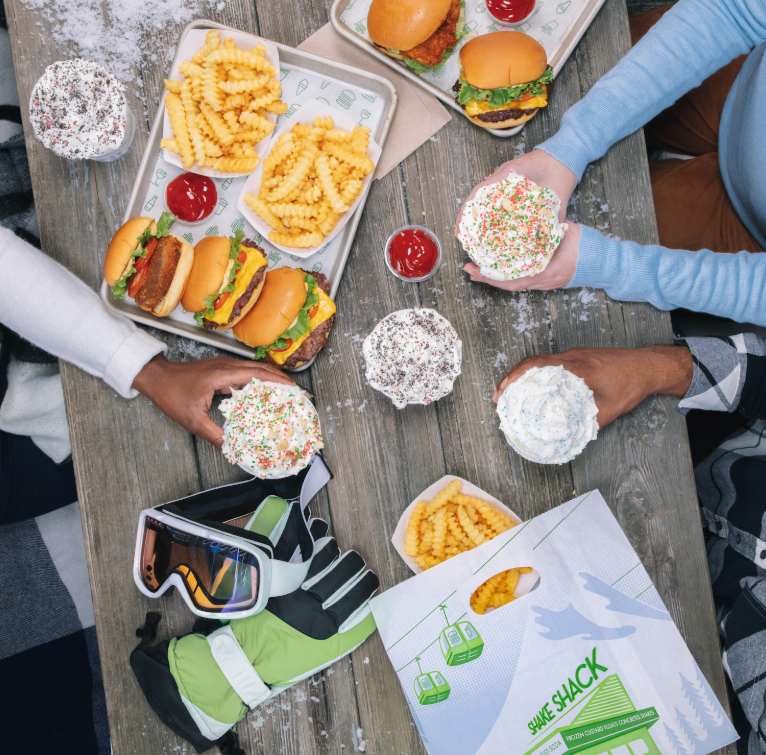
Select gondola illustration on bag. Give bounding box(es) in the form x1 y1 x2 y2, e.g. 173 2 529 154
438 605 484 666
414 658 451 705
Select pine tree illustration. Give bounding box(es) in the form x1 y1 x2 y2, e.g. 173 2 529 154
664 723 691 755
675 708 702 755
680 671 724 732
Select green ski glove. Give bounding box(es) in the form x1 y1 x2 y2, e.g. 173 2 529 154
132 526 379 753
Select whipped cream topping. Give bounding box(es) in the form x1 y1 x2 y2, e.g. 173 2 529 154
496 365 598 464
458 172 568 281
220 379 323 479
363 308 462 409
30 59 127 159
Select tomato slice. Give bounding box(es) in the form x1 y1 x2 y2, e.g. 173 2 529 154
308 305 318 319
520 91 532 102
237 250 248 264
126 237 158 299
127 265 148 298
214 291 232 310
271 339 293 353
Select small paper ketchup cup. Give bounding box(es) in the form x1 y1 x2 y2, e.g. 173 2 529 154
486 0 540 26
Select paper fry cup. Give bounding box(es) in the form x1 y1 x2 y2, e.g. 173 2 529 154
392 476 525 574
162 28 280 179
236 99 381 258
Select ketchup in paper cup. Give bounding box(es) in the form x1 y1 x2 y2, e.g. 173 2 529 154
165 173 218 225
384 225 442 282
486 0 539 25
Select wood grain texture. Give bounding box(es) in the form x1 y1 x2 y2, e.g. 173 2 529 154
3 0 732 752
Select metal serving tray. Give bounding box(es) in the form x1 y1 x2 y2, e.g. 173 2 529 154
101 19 397 371
330 0 606 137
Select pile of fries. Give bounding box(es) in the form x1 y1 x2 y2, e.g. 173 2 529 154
161 30 286 173
243 116 375 249
403 479 530 615
469 566 533 615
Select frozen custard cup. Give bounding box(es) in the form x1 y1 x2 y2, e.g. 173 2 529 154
29 59 135 162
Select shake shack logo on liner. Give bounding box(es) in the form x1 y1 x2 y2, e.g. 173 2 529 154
525 647 661 755
528 647 609 734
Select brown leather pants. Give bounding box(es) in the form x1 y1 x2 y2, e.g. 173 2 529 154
630 5 761 253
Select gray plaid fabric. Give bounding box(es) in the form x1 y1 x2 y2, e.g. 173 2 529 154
679 334 766 755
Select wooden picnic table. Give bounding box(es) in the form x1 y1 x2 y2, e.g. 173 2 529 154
5 0 734 753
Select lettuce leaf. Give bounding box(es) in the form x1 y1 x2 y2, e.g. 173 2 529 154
253 274 320 360
458 66 553 107
112 244 147 300
193 229 247 327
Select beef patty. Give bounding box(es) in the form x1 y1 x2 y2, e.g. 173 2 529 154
266 269 333 369
204 239 267 329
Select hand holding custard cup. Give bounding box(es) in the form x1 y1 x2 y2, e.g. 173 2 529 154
455 151 581 292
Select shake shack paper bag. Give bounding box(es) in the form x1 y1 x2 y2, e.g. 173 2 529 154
370 490 737 755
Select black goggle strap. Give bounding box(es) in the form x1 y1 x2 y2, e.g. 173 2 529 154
153 454 333 560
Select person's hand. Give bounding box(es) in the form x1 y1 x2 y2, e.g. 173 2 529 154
132 354 295 448
492 345 694 429
454 149 577 237
465 222 580 292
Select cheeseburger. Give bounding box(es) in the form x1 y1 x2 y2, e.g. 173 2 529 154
233 267 336 369
454 32 552 129
181 231 268 330
367 0 466 72
104 212 194 317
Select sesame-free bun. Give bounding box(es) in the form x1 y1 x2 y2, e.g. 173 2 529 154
181 236 230 313
103 217 156 287
467 108 539 130
148 237 194 317
368 0 452 52
233 267 307 348
459 32 547 90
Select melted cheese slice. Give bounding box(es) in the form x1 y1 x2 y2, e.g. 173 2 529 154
465 87 548 117
207 249 267 326
269 290 336 366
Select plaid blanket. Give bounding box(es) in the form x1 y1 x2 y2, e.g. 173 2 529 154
0 5 110 752
678 333 766 755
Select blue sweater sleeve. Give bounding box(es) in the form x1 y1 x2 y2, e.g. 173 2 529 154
538 0 766 179
568 226 766 326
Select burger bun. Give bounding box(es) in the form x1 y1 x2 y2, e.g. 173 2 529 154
368 0 453 52
233 267 307 348
459 32 547 90
181 235 231 313
104 217 156 287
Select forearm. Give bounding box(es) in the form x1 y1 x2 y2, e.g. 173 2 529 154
0 228 166 397
538 0 765 179
568 226 766 326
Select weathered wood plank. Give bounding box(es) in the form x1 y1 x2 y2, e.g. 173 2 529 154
4 0 731 753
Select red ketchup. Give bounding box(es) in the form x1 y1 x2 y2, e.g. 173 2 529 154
388 229 439 279
166 173 217 223
486 0 537 24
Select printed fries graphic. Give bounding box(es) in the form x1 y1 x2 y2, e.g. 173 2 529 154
243 115 374 248
162 30 287 173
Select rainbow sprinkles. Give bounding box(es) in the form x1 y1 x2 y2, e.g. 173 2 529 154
219 379 323 479
457 172 568 281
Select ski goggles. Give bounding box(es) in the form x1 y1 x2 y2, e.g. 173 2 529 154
133 454 332 620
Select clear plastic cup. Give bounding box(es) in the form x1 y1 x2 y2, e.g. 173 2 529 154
91 104 136 162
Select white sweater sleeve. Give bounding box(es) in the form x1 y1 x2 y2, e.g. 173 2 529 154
0 228 166 398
